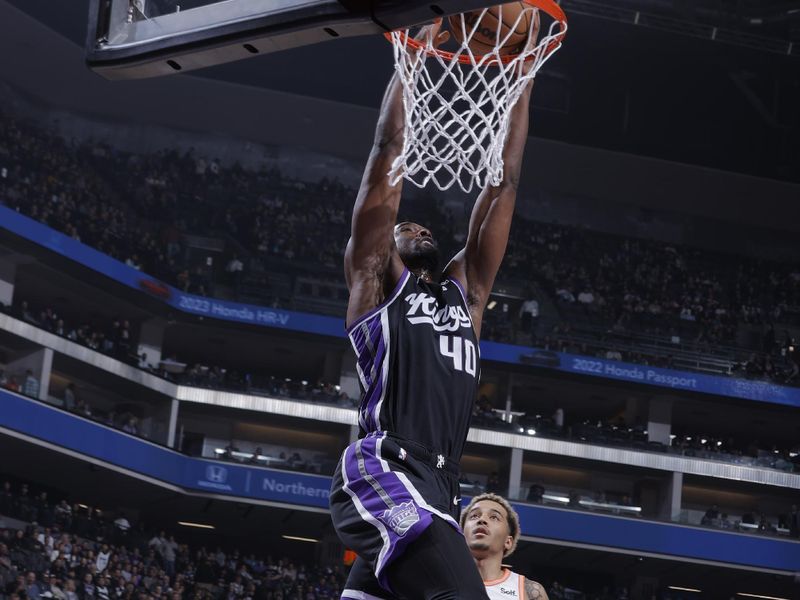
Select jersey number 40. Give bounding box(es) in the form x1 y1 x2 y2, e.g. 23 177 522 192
439 335 477 377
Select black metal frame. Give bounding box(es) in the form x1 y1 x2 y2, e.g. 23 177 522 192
85 0 501 80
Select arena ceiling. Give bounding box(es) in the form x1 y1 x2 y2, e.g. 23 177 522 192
3 0 800 183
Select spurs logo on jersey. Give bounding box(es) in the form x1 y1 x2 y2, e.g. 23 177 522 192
404 292 472 332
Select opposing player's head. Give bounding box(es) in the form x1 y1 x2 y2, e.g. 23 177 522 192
394 221 440 273
460 493 520 559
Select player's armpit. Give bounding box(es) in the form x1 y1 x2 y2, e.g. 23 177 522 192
524 578 549 600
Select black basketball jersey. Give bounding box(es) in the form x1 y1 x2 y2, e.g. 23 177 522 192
347 268 480 462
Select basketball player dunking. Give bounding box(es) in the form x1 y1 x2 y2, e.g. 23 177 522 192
462 494 549 600
329 18 538 600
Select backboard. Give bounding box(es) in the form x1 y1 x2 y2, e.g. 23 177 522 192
86 0 503 80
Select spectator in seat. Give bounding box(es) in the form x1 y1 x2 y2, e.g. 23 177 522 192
223 441 238 461
63 384 77 411
555 287 575 303
787 345 799 383
19 301 37 324
26 571 43 600
247 447 263 465
1 481 13 515
36 527 54 552
118 321 132 358
74 397 92 418
789 504 799 538
553 406 565 432
758 514 776 533
288 452 305 471
527 483 545 503
62 579 78 600
23 369 40 399
16 484 32 521
568 490 580 508
121 416 139 436
162 535 178 579
148 531 167 562
54 320 66 337
577 288 595 306
549 581 565 600
518 294 539 342
113 513 131 543
95 576 111 600
226 255 244 295
47 574 66 600
486 472 502 494
0 551 15 594
702 504 720 525
54 501 72 530
96 544 111 573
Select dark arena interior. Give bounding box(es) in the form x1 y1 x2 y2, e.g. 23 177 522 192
0 0 799 599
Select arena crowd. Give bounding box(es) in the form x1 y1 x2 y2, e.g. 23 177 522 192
2 108 799 388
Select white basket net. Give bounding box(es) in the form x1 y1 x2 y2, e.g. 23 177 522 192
388 3 566 193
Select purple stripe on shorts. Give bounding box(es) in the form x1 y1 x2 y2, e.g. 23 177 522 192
343 436 434 590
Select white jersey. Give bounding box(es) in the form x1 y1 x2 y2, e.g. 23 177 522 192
484 569 526 600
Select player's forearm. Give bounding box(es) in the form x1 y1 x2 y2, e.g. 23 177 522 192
501 82 533 188
373 72 406 152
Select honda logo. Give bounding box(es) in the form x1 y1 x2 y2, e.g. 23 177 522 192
205 465 227 484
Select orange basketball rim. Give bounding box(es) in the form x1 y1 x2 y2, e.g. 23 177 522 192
384 0 568 65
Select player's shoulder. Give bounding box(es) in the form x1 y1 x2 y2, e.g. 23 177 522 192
522 577 548 600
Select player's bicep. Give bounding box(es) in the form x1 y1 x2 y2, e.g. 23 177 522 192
346 147 403 282
344 236 391 293
463 183 517 305
524 579 549 600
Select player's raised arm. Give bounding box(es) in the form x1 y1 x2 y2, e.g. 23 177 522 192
444 78 534 337
344 20 449 329
444 16 540 337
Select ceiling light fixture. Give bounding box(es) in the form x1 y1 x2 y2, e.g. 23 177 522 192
282 535 319 543
178 521 215 529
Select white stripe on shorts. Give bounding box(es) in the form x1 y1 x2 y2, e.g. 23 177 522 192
375 434 460 530
341 589 390 600
340 443 393 579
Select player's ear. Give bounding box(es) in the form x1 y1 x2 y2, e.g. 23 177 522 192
504 535 513 553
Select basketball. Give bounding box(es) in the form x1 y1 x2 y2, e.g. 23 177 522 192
448 2 532 56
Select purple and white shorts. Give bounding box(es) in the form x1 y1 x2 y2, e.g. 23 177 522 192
329 431 462 590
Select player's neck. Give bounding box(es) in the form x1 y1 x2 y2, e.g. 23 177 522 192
474 555 505 583
411 267 438 284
